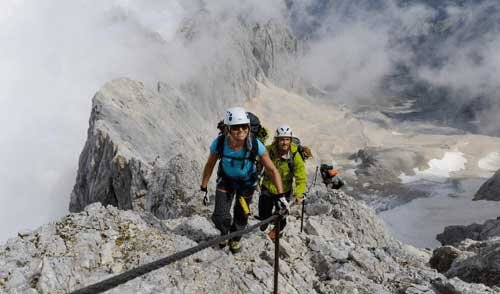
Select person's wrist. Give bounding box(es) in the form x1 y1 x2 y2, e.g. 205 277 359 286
200 186 207 192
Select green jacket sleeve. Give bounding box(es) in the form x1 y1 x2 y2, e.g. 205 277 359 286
293 151 307 197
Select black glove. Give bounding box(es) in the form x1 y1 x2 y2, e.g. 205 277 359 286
200 186 209 206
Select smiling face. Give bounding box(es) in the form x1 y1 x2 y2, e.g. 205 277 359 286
229 124 249 144
277 137 291 154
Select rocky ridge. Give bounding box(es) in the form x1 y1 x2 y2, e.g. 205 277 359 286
431 216 500 288
475 169 500 201
437 218 500 247
69 11 305 219
4 5 500 293
3 189 499 293
174 14 303 120
69 78 210 219
62 76 500 293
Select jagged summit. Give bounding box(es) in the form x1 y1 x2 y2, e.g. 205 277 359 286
68 13 306 220
69 78 210 218
172 13 304 118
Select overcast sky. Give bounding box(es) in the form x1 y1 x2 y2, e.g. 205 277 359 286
0 0 289 243
1 0 499 242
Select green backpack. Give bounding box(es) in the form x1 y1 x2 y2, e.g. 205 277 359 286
269 137 312 176
291 137 313 162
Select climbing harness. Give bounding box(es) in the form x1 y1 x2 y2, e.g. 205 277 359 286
239 196 250 216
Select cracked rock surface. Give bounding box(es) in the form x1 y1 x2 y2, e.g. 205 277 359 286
432 218 500 288
2 191 499 293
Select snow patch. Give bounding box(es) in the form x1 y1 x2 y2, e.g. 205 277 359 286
478 152 500 172
399 152 467 183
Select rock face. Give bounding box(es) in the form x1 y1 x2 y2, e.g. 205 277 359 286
250 21 302 91
4 191 499 293
69 14 304 217
431 237 500 289
474 169 500 201
443 238 500 288
429 246 461 273
436 218 500 246
175 14 303 119
69 78 210 219
431 218 500 288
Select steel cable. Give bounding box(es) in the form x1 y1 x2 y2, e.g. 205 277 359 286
71 214 279 294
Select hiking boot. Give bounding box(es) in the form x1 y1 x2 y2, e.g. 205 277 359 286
219 240 228 249
259 223 269 231
229 240 241 254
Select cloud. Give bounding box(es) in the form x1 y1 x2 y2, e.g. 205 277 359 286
295 0 436 102
2 0 500 243
300 23 392 101
417 2 500 96
0 0 183 242
0 0 290 243
294 0 500 135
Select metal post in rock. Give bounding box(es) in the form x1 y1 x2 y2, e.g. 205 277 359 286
273 215 282 294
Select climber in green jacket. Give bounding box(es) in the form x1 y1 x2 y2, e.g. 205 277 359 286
258 124 307 241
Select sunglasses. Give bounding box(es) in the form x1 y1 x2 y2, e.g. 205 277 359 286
230 124 249 131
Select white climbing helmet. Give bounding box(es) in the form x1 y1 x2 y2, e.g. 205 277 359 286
224 107 250 125
275 124 293 138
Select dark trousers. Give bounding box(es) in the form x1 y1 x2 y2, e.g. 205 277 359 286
258 189 291 230
211 179 255 242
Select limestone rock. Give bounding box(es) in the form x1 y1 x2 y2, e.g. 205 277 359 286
69 78 209 219
444 237 500 287
433 220 500 288
474 169 500 201
6 192 497 293
175 14 303 119
69 14 305 220
437 217 500 246
429 246 461 273
432 277 500 294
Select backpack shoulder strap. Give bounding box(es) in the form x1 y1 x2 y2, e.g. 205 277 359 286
248 135 259 164
296 145 305 161
288 144 304 176
288 151 296 176
216 134 225 158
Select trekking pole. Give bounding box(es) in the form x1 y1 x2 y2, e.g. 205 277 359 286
300 198 306 233
301 166 319 233
273 215 282 294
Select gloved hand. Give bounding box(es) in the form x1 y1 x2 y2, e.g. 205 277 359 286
277 194 289 215
200 186 209 206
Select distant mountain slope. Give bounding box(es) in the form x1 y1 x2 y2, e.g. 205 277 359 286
287 0 500 135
